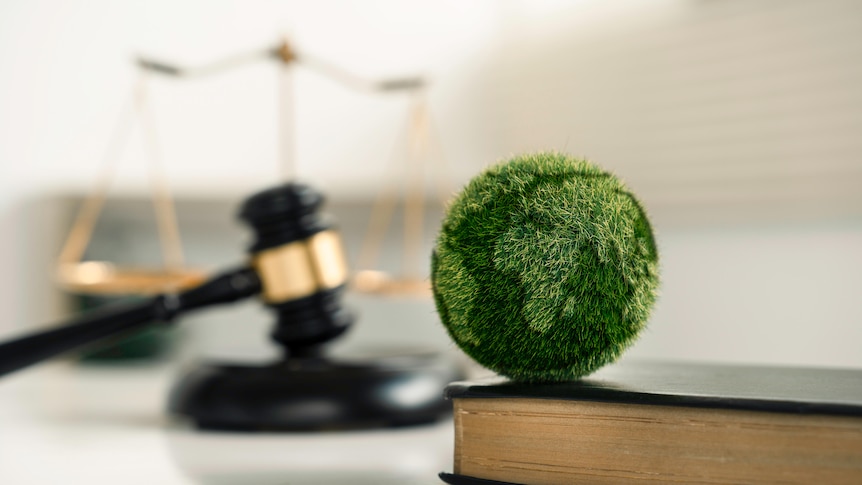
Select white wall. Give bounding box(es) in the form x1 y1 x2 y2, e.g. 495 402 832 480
2 0 861 369
629 221 862 367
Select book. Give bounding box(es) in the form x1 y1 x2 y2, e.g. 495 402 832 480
439 361 862 485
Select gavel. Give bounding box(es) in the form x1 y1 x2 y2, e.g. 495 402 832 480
0 183 459 430
0 183 352 377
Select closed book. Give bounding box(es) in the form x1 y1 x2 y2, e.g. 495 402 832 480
439 361 862 485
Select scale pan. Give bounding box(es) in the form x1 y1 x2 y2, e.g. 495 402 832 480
56 261 207 295
351 270 431 298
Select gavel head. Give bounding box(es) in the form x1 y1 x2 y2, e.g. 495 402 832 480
239 183 354 357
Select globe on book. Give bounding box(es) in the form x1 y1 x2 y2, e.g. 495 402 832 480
431 152 660 382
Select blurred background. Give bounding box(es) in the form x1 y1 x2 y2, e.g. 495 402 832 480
1 0 861 372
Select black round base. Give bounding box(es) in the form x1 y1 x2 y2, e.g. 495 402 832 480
168 350 463 431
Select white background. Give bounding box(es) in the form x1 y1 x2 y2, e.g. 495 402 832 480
1 0 861 368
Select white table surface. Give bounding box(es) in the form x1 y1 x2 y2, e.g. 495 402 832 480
0 361 454 484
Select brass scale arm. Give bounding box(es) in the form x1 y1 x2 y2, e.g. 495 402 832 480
136 41 425 92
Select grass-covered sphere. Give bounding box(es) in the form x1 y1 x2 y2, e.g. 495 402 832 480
431 152 659 382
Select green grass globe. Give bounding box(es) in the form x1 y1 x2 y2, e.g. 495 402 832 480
431 152 659 382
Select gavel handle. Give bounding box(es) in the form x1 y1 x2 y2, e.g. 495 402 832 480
0 267 260 378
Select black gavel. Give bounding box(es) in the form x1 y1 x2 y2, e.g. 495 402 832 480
0 182 459 431
0 182 354 377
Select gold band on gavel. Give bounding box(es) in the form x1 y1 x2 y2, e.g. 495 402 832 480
252 230 349 303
